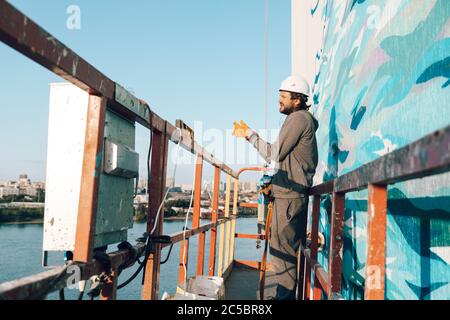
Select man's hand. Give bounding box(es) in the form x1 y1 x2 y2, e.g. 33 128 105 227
232 120 253 139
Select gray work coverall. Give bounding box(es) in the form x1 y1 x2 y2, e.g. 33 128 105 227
248 109 319 299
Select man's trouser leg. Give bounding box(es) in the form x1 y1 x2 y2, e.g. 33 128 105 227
269 196 308 300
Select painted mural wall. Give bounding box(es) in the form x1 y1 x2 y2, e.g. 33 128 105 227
292 0 450 299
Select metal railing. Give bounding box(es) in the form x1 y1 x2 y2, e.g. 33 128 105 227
297 124 450 300
1 1 448 301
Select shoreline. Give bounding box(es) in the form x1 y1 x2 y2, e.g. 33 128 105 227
1 215 258 225
0 219 44 225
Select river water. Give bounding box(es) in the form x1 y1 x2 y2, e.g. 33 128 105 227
0 217 263 300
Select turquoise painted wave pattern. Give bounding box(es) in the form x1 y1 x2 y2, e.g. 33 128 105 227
307 0 450 299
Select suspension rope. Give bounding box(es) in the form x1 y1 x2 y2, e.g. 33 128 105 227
264 0 269 132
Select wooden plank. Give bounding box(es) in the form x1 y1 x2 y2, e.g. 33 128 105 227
328 192 345 297
208 167 220 276
142 123 169 300
73 95 106 263
365 184 387 300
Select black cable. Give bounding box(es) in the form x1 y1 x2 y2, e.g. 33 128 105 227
116 106 154 291
160 244 174 265
78 290 84 300
116 254 147 290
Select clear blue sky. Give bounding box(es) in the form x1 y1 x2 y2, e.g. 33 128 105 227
0 0 291 184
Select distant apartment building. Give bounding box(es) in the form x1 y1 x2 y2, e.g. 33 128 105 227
180 184 193 192
0 186 20 198
0 174 44 199
239 181 258 193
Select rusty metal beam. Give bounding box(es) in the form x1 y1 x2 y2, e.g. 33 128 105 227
301 195 321 300
100 269 118 300
309 180 334 196
328 192 345 297
335 125 450 193
208 167 220 276
302 248 328 296
73 95 106 263
309 195 321 299
0 242 146 300
142 124 169 300
0 1 114 96
365 184 387 300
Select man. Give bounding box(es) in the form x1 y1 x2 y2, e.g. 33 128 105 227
233 75 319 300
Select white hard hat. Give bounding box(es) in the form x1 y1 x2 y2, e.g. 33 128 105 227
279 75 310 96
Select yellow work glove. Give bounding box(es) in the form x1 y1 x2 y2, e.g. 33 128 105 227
232 120 252 139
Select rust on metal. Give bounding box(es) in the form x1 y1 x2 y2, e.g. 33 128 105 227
302 248 328 294
142 123 169 300
308 195 321 299
100 269 118 300
73 95 106 263
208 167 220 276
309 180 334 196
0 1 114 97
0 242 146 300
365 184 387 300
335 125 450 193
327 192 345 297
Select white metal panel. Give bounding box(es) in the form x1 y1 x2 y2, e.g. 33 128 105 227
43 83 88 251
291 0 325 85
